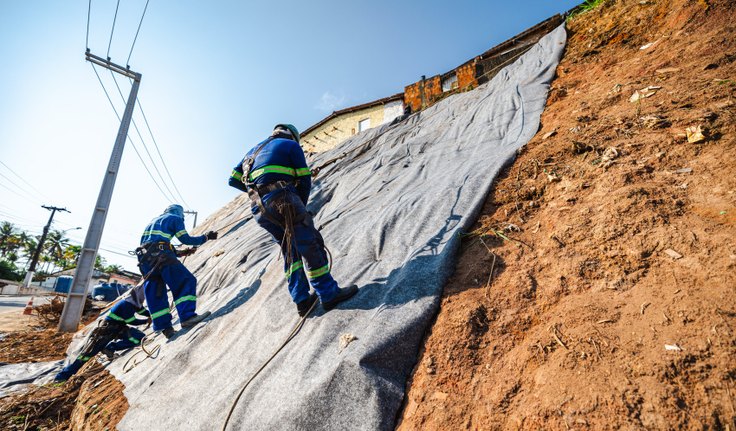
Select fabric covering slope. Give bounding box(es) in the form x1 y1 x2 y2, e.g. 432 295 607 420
107 24 567 431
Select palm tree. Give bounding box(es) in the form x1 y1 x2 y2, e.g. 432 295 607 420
21 236 38 270
104 264 123 274
0 221 18 257
44 230 71 273
60 244 82 270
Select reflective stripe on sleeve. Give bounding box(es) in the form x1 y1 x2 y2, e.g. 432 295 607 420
150 308 171 319
295 167 311 177
306 264 330 279
231 170 243 181
285 261 304 279
129 337 141 345
175 230 188 238
174 295 197 306
78 355 91 362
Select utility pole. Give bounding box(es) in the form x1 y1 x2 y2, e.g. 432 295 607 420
23 205 70 288
184 210 198 229
58 51 142 332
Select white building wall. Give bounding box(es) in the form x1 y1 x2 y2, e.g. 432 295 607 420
381 100 404 124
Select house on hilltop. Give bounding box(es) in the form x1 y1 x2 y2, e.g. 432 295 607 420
301 93 405 153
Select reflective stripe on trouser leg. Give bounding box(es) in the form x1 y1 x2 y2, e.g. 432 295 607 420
161 262 198 323
255 214 311 304
143 275 172 331
294 217 339 302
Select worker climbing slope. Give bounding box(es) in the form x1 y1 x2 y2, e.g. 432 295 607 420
228 124 358 316
55 284 150 382
137 204 218 338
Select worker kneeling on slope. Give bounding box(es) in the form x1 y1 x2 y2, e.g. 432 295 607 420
228 124 358 316
137 204 217 338
55 285 150 382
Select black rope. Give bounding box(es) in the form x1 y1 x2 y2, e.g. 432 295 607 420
126 0 150 66
109 71 178 203
85 0 92 50
106 0 121 59
135 96 192 209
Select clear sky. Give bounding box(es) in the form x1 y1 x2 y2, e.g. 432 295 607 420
0 0 580 271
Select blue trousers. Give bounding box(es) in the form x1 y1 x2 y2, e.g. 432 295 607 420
255 190 339 304
55 326 144 381
140 256 198 331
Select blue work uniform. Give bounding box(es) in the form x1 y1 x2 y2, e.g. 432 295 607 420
55 288 148 381
138 210 207 331
229 133 340 305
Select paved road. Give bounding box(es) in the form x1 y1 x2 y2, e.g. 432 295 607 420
0 295 50 314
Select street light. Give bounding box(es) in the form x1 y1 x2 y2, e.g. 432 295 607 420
62 227 82 234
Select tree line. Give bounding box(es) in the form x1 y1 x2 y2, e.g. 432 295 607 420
0 220 122 282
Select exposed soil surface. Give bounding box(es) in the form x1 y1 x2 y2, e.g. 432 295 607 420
398 0 736 429
0 297 126 430
0 328 73 364
0 361 127 431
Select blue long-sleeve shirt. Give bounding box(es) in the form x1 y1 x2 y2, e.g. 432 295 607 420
228 135 312 205
140 213 207 246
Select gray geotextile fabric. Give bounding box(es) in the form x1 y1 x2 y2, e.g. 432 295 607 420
106 24 566 431
0 360 61 397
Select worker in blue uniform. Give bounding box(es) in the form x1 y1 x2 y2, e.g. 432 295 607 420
137 204 217 338
228 124 358 316
55 285 150 382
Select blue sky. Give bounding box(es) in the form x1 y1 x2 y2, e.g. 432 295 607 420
0 0 579 271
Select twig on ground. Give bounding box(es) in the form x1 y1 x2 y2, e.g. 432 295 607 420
550 325 569 350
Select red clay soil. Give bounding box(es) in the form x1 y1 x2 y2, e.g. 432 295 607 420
398 0 736 429
0 328 73 364
0 361 127 431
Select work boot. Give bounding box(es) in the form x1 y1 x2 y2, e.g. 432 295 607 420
322 285 359 311
296 292 318 317
181 311 212 329
101 348 115 360
161 327 176 339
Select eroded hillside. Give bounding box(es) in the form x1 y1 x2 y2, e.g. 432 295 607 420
398 0 736 429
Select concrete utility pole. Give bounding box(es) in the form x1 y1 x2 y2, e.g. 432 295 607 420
23 205 70 287
58 52 142 332
184 210 198 229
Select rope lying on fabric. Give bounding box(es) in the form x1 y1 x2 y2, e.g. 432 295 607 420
220 298 318 431
123 334 161 373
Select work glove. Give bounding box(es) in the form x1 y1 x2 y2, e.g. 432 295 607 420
205 231 218 240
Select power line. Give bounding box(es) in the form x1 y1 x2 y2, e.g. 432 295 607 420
106 0 121 59
90 63 174 204
127 0 151 66
109 71 178 203
0 171 42 203
0 159 50 201
135 97 192 208
0 181 39 206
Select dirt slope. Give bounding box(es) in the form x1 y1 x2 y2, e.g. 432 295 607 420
398 0 736 429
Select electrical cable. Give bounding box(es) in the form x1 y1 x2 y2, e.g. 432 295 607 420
86 0 92 49
134 97 192 209
106 0 121 59
90 63 174 204
109 71 178 203
0 181 39 206
0 160 50 201
0 171 43 203
126 0 150 66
